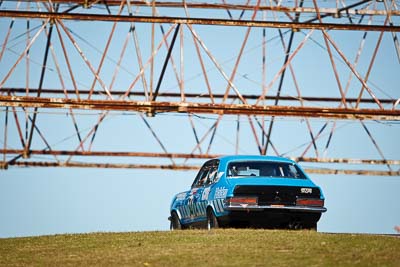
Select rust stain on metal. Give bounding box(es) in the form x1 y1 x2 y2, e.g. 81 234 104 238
4 160 400 176
27 1 400 16
2 149 399 165
1 95 400 120
0 10 399 32
1 88 397 104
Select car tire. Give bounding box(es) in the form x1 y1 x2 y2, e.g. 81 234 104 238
207 208 219 230
170 212 182 230
304 222 317 231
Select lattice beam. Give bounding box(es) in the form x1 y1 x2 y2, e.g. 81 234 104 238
1 10 399 32
1 95 399 120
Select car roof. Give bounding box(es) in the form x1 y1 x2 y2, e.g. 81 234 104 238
217 155 296 165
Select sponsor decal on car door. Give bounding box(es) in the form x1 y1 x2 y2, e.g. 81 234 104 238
181 160 219 223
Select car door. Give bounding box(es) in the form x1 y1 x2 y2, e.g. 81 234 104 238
190 160 219 224
183 160 219 225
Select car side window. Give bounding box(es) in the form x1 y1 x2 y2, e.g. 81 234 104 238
192 163 210 188
191 160 220 188
197 167 210 187
208 167 218 184
205 160 220 185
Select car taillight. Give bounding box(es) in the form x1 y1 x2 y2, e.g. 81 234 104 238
227 196 258 205
296 198 324 207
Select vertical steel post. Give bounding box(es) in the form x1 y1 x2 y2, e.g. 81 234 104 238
2 107 8 169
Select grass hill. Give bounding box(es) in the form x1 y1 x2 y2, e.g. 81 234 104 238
0 229 399 266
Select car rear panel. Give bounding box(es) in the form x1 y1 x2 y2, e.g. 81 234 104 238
233 185 322 206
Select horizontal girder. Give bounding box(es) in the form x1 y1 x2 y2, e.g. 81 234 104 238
1 160 399 176
2 149 400 165
1 88 397 105
1 95 399 120
9 1 400 16
1 10 399 32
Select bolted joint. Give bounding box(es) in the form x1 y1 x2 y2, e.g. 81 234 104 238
22 150 30 159
332 12 342 19
83 0 91 9
393 98 400 110
145 111 156 118
0 162 8 170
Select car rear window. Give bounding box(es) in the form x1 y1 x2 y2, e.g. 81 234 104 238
226 161 306 179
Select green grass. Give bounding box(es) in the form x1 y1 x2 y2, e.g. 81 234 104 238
0 229 399 266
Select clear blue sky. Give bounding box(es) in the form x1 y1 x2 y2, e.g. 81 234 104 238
1 1 400 238
1 167 400 237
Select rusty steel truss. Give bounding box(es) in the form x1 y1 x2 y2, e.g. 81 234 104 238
0 0 399 175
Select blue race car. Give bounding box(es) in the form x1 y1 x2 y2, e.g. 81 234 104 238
169 155 327 230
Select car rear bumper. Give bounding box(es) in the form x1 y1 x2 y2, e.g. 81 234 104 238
225 204 327 213
219 206 325 228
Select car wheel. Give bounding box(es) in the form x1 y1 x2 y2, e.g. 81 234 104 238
288 221 303 230
207 208 219 230
304 222 317 231
170 212 182 230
